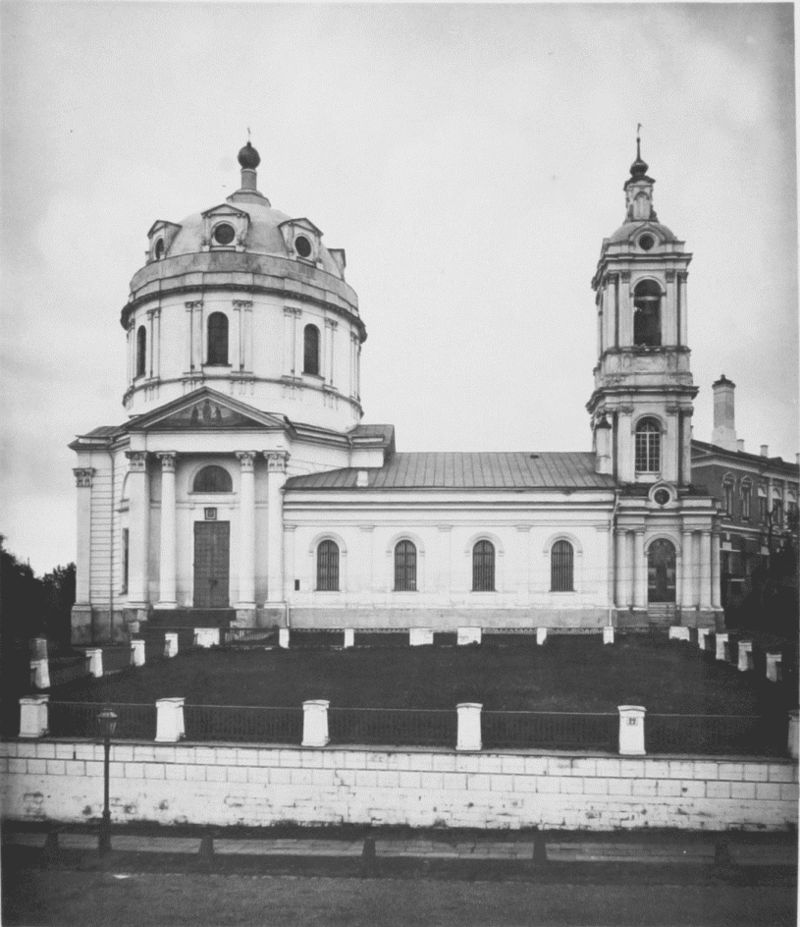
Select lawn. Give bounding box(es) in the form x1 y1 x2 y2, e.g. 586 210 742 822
51 633 791 716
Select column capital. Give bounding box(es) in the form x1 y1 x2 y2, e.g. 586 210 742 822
620 271 632 283
325 318 338 330
184 300 203 310
665 270 676 282
677 271 689 282
634 527 646 536
283 306 302 318
125 451 148 472
156 451 177 471
236 450 257 471
264 450 289 472
73 467 95 488
681 526 694 536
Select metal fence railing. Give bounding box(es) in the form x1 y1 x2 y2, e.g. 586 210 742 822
483 710 618 752
329 707 457 747
48 701 157 740
182 705 302 744
646 713 788 757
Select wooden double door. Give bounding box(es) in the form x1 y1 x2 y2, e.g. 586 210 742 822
193 521 230 607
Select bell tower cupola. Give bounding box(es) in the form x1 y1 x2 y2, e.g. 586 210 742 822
587 137 696 487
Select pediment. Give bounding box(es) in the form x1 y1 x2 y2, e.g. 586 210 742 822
278 217 323 236
127 388 291 434
201 203 249 220
147 219 182 237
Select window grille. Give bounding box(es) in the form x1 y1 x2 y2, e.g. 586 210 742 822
304 324 320 375
550 540 574 591
193 466 232 493
472 540 495 592
634 419 661 473
394 540 417 591
317 540 339 591
207 312 229 365
136 325 147 377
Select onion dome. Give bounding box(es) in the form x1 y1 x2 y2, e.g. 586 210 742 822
629 137 648 179
238 141 261 169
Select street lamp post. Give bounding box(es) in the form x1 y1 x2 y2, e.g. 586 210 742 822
97 707 118 854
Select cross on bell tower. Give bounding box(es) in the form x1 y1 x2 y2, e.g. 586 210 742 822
587 142 696 487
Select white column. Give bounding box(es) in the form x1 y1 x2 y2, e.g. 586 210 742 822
677 272 688 347
125 451 149 606
325 318 337 386
234 300 253 372
156 452 177 609
235 452 256 608
283 307 300 375
615 530 629 607
710 530 722 609
130 639 145 667
19 696 49 739
302 700 330 747
618 410 634 482
264 451 289 604
699 530 712 610
73 468 95 605
680 529 694 610
185 302 195 371
633 530 647 609
437 525 452 597
456 702 482 751
619 272 632 346
155 698 185 743
618 705 646 755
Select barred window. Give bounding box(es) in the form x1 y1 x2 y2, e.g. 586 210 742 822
394 540 417 592
472 540 495 592
634 418 661 473
136 325 147 377
550 540 574 592
304 324 320 375
317 540 339 591
207 312 229 365
193 466 232 493
741 482 751 520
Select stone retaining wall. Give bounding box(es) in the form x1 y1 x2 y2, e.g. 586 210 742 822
1 740 796 832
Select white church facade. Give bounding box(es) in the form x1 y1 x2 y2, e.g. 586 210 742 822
70 141 721 643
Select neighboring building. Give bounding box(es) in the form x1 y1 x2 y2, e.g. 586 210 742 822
70 140 722 643
691 376 799 627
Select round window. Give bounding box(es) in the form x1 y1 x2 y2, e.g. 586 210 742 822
213 223 235 245
654 488 671 506
295 235 312 258
639 234 655 251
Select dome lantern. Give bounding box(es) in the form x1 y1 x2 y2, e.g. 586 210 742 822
235 140 265 199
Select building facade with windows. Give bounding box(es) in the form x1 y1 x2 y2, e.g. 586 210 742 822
70 141 721 643
691 375 799 622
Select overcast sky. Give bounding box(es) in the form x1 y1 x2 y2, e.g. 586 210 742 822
1 2 797 573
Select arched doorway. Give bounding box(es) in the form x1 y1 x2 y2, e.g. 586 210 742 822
648 539 676 603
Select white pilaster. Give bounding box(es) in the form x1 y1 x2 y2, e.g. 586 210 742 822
235 452 257 608
699 530 712 610
680 529 694 609
125 451 149 606
73 468 95 605
615 530 629 608
156 452 177 609
633 530 647 609
264 451 289 604
710 530 722 609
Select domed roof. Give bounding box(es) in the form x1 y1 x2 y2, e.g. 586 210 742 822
607 220 677 245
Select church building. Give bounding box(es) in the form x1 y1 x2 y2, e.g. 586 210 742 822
70 140 721 643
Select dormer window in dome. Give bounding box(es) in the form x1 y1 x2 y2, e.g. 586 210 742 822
146 220 181 263
201 204 249 252
278 218 323 264
638 233 655 252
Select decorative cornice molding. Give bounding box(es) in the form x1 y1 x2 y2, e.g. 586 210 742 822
125 451 148 472
236 450 257 471
73 467 95 488
264 450 289 473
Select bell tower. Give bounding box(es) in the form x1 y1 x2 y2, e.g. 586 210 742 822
587 139 696 487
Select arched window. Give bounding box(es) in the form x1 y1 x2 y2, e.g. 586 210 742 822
634 418 661 473
741 480 752 521
136 325 147 378
723 477 735 516
648 539 676 603
633 280 661 347
550 540 574 592
304 324 320 375
193 466 232 493
394 540 417 592
207 312 229 365
472 540 495 592
316 540 339 591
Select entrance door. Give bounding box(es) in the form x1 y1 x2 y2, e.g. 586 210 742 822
647 539 676 603
193 521 230 607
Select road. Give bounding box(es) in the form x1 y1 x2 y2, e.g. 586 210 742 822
4 869 796 927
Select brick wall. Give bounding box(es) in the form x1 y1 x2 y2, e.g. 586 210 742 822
1 740 796 832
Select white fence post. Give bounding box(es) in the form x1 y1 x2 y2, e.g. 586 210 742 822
766 652 783 683
163 633 179 658
409 628 433 647
714 633 729 662
668 626 691 642
536 628 548 646
155 697 185 743
84 648 104 678
279 628 290 649
456 702 482 751
193 628 220 648
343 629 354 649
457 627 481 646
19 695 49 738
29 659 50 690
618 705 646 756
737 640 754 672
130 639 146 666
302 700 330 747
788 710 799 761
697 628 712 652
603 626 615 645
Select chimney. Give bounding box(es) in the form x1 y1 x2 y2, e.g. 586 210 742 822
761 445 769 457
711 375 737 451
737 439 745 452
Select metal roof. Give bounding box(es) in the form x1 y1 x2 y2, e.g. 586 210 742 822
285 452 616 491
